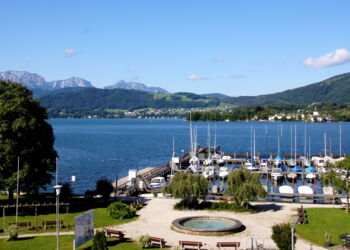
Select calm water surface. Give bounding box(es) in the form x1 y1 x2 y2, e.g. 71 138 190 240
49 119 350 193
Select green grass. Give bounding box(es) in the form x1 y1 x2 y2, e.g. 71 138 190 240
0 236 167 250
296 208 350 246
0 207 138 235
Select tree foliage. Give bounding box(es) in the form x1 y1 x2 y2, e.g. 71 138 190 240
163 172 208 198
225 169 267 208
0 81 57 200
106 201 135 219
92 230 107 250
271 223 294 250
95 177 114 200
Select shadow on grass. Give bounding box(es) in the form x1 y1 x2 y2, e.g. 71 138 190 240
13 236 35 241
253 203 283 212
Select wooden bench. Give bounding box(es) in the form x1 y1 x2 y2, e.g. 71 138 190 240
43 220 63 229
216 242 240 249
179 240 203 249
149 236 166 248
105 229 125 240
9 222 31 230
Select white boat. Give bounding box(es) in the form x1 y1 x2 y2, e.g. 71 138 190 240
340 198 350 206
271 168 284 181
218 166 229 179
287 172 297 181
322 186 334 195
312 157 326 168
202 166 215 179
298 185 313 195
246 164 259 171
203 158 213 166
216 159 225 166
149 177 167 188
306 173 316 182
279 185 294 194
222 155 232 161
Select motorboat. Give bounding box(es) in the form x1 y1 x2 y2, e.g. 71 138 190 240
273 155 282 166
279 185 294 194
202 166 215 179
290 165 302 173
188 163 199 174
312 157 326 168
216 158 225 166
271 168 284 181
287 159 296 167
149 177 167 188
222 155 232 161
298 185 313 195
287 173 297 182
203 158 213 166
305 166 316 173
246 163 259 171
218 166 229 179
306 173 316 183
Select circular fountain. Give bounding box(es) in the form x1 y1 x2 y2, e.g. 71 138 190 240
171 216 244 236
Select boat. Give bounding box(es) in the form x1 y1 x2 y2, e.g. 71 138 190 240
149 177 167 188
202 166 215 179
273 155 282 166
218 166 229 179
306 173 316 183
340 198 350 206
279 185 294 194
287 172 297 182
298 185 313 195
305 166 316 173
222 155 232 161
290 165 302 173
216 158 225 166
271 168 284 181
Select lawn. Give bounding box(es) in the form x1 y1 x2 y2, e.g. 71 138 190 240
0 236 167 250
0 207 138 235
296 207 350 246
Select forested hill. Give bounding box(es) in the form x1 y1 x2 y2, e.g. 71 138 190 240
39 88 219 110
222 72 350 106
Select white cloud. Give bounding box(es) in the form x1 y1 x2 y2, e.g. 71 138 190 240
229 74 246 79
214 57 229 62
303 48 350 68
64 48 78 56
187 74 207 80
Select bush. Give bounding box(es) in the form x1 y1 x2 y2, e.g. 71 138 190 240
272 223 294 250
59 182 73 202
92 230 107 250
96 177 114 200
107 201 135 219
174 197 199 210
7 224 18 241
137 234 150 248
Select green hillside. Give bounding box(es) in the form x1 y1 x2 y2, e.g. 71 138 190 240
39 88 219 111
223 72 350 106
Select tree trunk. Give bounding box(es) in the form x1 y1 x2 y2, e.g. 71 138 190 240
8 189 14 202
346 193 349 214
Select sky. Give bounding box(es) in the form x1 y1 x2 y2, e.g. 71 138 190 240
0 0 350 96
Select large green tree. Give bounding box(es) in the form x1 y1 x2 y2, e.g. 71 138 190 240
225 169 267 208
163 172 208 199
321 156 350 213
0 81 57 200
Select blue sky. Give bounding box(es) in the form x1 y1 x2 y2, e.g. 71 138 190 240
1 0 350 96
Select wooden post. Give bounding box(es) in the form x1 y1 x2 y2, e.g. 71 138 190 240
66 205 69 228
35 206 38 230
2 207 5 231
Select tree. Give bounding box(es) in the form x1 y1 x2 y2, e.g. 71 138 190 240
59 182 73 202
0 81 57 201
225 169 267 208
95 177 114 200
272 223 294 250
92 230 107 250
322 156 350 213
163 172 208 208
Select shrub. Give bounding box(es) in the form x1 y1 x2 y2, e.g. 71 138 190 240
85 189 95 200
7 224 18 241
59 182 73 202
107 201 135 219
92 230 107 250
174 197 199 210
271 223 294 250
96 177 114 200
138 234 150 248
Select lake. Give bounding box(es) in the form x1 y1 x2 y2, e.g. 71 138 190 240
50 119 350 193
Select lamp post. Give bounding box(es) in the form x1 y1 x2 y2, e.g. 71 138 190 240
71 171 76 197
54 184 62 250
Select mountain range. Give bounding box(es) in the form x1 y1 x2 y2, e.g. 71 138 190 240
105 80 167 93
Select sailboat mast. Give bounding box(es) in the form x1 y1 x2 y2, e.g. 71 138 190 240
324 133 327 157
207 124 211 158
290 125 293 159
253 128 256 159
340 123 342 157
294 125 297 163
277 125 280 156
304 124 306 156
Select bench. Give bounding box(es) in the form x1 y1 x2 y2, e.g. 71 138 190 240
149 236 166 248
105 229 125 240
216 242 240 249
43 220 63 229
9 222 31 230
179 240 203 250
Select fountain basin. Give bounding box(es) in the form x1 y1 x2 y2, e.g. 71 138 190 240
171 216 244 236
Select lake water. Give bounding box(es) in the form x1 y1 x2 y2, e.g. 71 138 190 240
50 119 350 194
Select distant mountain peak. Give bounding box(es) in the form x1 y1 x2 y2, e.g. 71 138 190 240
50 77 93 89
105 80 168 93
